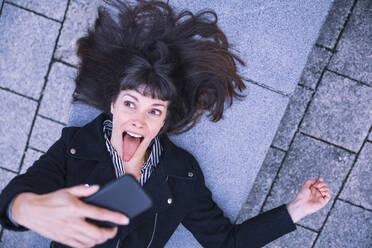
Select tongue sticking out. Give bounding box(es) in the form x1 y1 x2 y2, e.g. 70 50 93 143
122 133 142 162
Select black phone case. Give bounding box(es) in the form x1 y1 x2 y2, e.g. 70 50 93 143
81 174 153 228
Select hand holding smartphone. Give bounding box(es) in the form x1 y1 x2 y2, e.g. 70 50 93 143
81 174 153 228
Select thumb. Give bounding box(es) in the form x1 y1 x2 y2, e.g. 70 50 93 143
65 184 100 197
304 179 317 188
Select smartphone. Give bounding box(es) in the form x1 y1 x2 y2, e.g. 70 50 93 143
81 174 153 228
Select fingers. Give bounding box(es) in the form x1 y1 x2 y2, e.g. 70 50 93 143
79 201 130 225
65 184 100 197
75 222 118 246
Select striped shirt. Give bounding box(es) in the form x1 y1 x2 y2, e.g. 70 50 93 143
102 119 162 186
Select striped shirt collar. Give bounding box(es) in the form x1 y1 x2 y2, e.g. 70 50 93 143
102 119 162 185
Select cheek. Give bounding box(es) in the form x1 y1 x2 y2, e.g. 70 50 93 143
147 120 165 138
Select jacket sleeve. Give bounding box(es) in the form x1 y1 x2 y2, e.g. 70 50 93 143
0 127 73 231
181 158 296 248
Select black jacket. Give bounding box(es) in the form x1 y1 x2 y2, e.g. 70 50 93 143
0 113 296 248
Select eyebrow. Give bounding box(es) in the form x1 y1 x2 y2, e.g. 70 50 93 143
123 93 166 108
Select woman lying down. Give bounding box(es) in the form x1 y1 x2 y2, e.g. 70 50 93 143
0 1 331 247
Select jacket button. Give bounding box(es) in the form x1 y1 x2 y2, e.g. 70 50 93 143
188 172 193 177
167 198 173 204
70 148 76 155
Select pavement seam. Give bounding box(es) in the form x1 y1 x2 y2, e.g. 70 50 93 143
314 43 333 53
298 131 357 154
308 0 360 248
15 0 72 180
325 68 371 88
52 58 78 69
294 223 319 234
0 167 17 175
38 114 67 126
338 197 372 213
311 129 371 248
4 1 62 23
0 1 72 241
0 86 39 102
244 78 291 97
258 145 288 214
28 146 45 154
0 0 5 17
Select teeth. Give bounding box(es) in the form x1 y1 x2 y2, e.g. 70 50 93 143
126 131 143 138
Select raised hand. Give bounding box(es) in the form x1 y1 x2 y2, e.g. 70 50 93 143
11 184 130 248
286 177 331 223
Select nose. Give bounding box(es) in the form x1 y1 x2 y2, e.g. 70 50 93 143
130 115 145 129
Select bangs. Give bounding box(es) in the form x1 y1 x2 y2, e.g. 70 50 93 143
119 56 177 101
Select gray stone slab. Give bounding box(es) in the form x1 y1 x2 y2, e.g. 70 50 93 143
0 168 17 192
272 86 313 151
300 46 332 89
316 0 354 49
39 63 76 124
0 230 50 248
263 133 355 231
29 116 65 152
265 226 317 248
300 71 372 152
54 0 102 65
314 200 372 248
166 84 289 247
0 90 37 171
328 0 372 86
20 148 44 175
170 0 332 95
236 147 285 224
8 0 68 21
0 4 60 99
340 142 372 210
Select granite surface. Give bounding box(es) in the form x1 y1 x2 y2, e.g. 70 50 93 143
300 71 372 152
0 3 59 99
328 0 372 86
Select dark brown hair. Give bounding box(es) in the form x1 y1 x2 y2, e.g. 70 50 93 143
74 0 246 134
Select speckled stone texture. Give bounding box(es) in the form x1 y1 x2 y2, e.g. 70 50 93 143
272 86 313 151
263 133 355 231
0 4 60 99
0 169 17 191
314 200 372 248
265 226 317 248
0 90 37 172
28 116 65 152
170 0 333 95
300 46 332 89
7 0 68 21
0 230 35 248
340 142 372 210
328 0 372 86
300 71 372 152
369 132 372 142
236 147 285 223
39 62 76 124
316 0 354 49
54 0 102 65
20 148 43 175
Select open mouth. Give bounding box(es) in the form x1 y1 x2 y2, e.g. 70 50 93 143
122 131 144 162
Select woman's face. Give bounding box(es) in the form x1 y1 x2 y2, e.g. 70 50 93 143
110 87 169 163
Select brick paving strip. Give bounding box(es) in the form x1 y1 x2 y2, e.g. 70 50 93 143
237 0 372 247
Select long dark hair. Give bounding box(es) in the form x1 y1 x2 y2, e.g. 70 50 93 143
74 0 246 134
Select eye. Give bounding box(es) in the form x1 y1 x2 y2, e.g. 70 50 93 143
124 101 135 108
150 109 162 116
